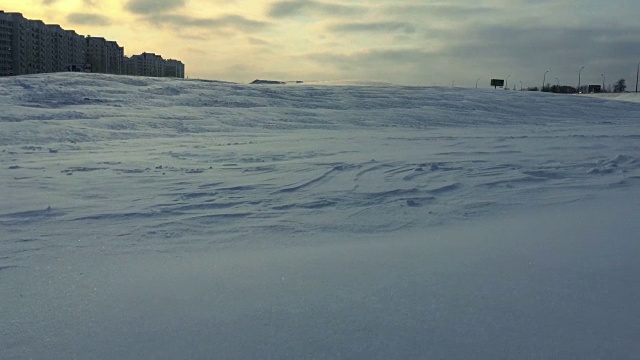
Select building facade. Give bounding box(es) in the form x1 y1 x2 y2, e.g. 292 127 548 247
164 59 185 78
65 29 87 71
0 10 184 78
0 11 89 76
0 11 12 76
126 52 164 77
124 54 185 78
86 36 124 75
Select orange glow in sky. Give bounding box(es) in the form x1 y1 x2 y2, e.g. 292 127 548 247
3 1 640 86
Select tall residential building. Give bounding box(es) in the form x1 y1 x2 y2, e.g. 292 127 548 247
126 52 164 77
0 11 183 78
85 36 106 73
0 11 12 76
86 36 124 75
164 59 185 78
64 29 86 70
46 24 65 72
28 19 48 74
3 12 35 75
106 40 124 75
86 36 123 74
124 54 185 78
0 11 88 76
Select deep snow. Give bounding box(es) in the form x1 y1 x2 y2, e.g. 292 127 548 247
1 73 639 359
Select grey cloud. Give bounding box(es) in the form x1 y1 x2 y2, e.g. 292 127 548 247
299 47 443 84
439 23 640 85
67 13 112 26
328 21 416 34
445 24 640 64
145 14 269 32
300 22 640 86
383 4 498 18
125 0 186 15
425 4 498 17
355 48 437 65
268 0 362 18
307 47 436 67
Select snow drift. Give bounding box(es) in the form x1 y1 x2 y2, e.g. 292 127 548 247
1 73 639 359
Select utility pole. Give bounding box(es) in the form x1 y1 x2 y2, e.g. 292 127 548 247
578 66 585 93
519 81 523 91
542 70 549 91
636 63 640 94
476 78 480 89
555 77 559 92
506 73 511 88
601 74 605 92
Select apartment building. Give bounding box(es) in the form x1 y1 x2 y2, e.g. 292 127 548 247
164 59 185 78
3 11 30 75
65 29 87 70
46 24 63 72
0 11 88 76
126 52 164 77
86 36 124 75
0 10 184 78
27 19 47 73
0 11 11 76
124 54 185 78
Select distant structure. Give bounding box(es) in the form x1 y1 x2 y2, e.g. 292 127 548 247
588 85 602 93
86 36 124 75
164 59 185 78
0 10 184 78
126 52 162 77
123 52 184 78
490 79 505 89
0 11 87 76
250 79 286 85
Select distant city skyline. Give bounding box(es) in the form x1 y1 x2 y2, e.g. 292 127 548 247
4 1 640 87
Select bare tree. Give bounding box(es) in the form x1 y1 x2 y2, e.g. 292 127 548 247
614 78 627 93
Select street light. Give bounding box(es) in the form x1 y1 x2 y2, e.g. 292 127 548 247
506 73 511 88
476 78 480 89
601 74 605 92
555 77 559 92
542 70 549 91
519 81 523 91
636 63 640 94
578 66 585 93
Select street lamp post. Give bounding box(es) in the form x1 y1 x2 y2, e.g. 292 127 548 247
519 81 523 91
578 66 585 93
542 70 549 91
555 77 559 92
601 74 605 92
636 63 640 94
476 78 480 89
506 73 511 88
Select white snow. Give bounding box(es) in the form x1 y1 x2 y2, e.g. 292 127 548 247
1 73 639 359
586 92 640 103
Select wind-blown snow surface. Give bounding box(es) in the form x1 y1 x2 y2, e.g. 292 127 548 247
1 73 639 359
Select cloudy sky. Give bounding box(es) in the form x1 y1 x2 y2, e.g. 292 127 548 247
5 0 640 87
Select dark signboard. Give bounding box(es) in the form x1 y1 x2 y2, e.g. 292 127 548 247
490 79 505 87
588 84 602 93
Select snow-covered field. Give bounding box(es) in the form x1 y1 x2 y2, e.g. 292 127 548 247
1 73 639 359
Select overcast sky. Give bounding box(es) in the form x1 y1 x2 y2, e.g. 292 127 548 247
5 0 640 87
